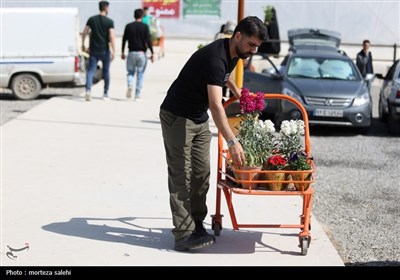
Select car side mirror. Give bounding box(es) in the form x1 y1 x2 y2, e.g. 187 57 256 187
365 73 375 81
375 73 384 80
271 73 284 80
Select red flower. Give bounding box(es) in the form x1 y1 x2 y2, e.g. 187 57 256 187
267 155 287 169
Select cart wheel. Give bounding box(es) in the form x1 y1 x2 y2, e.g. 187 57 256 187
300 237 310 256
212 222 222 236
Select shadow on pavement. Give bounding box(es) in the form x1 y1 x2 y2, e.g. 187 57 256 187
42 216 301 255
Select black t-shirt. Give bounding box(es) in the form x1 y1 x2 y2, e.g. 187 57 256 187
86 15 114 52
160 38 238 123
122 21 154 54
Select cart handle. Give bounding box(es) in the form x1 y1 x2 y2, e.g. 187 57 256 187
222 93 311 155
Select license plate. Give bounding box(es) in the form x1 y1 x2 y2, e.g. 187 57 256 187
395 107 400 113
314 108 344 117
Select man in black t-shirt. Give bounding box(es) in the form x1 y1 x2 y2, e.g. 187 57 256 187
82 1 116 101
160 16 268 251
121 9 154 101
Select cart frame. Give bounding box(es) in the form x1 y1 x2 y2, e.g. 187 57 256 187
211 94 316 255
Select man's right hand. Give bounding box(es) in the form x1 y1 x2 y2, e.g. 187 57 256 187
121 53 126 60
228 142 245 168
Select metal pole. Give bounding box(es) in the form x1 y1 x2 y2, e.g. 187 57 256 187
394 44 397 63
235 0 245 89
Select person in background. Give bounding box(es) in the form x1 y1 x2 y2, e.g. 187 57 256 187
121 8 154 101
142 7 152 28
356 40 374 91
81 1 116 101
356 39 374 77
160 16 268 251
214 24 225 40
215 20 236 40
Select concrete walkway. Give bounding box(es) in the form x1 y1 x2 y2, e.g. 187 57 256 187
0 38 344 266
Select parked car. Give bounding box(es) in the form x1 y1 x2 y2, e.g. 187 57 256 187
375 59 400 135
244 28 373 133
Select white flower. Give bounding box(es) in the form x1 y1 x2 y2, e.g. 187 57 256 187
263 119 275 133
280 120 304 136
278 119 306 158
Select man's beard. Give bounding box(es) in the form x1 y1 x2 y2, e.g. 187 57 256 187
235 46 251 59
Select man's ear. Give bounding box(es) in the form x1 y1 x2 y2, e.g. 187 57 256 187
234 32 242 40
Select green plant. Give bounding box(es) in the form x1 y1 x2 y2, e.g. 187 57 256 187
264 5 274 22
235 88 275 167
288 152 311 170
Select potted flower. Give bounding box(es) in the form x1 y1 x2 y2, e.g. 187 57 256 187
260 154 288 191
288 151 312 191
278 120 313 191
278 119 305 158
231 88 275 189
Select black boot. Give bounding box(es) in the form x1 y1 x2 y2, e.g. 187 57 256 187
194 221 216 241
174 232 214 251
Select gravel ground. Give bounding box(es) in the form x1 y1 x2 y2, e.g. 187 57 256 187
1 86 399 266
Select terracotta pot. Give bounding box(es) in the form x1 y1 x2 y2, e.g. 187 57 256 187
234 166 262 190
291 172 312 191
266 172 286 191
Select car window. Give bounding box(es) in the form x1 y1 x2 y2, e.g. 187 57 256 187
288 57 320 78
319 59 355 80
287 56 359 80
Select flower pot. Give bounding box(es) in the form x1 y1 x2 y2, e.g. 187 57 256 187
291 172 312 191
233 166 262 190
266 172 286 191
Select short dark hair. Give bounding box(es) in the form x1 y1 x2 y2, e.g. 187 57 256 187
363 39 370 45
99 1 109 12
134 9 143 20
143 6 149 11
233 16 269 41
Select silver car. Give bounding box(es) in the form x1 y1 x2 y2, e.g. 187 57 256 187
376 59 400 135
244 28 373 133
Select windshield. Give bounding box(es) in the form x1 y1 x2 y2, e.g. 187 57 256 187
287 56 360 81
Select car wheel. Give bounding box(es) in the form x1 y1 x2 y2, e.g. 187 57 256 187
11 74 42 100
93 65 103 84
378 97 388 123
84 57 103 84
388 113 400 135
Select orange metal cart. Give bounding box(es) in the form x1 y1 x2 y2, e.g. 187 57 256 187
152 26 165 59
211 94 316 255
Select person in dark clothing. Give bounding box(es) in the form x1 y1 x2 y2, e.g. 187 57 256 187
258 7 280 56
356 39 374 77
82 1 116 101
159 16 268 251
121 9 154 101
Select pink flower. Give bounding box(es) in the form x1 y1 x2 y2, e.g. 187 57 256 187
255 92 265 111
240 88 265 114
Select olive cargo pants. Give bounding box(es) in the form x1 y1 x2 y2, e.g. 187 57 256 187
159 109 211 241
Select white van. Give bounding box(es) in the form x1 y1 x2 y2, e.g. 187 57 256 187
0 8 86 100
